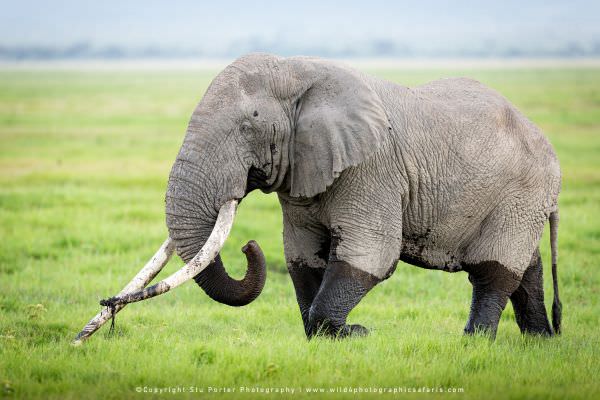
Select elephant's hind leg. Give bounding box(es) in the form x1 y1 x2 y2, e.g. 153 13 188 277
510 248 553 335
463 261 521 339
307 261 379 339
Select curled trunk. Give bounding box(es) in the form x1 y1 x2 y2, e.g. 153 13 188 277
194 241 266 306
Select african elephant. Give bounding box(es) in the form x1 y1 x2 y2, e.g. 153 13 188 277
83 53 562 342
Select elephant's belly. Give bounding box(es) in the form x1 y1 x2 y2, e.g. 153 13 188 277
399 238 463 272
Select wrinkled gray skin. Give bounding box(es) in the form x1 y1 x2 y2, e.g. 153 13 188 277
166 53 562 339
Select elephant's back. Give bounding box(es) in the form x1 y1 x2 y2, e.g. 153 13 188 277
410 77 559 172
374 75 561 206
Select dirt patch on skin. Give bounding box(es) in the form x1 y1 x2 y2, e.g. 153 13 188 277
314 235 331 262
328 226 343 262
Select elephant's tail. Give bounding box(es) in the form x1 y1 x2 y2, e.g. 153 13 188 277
550 210 562 335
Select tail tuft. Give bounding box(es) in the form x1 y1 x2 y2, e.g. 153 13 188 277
552 296 562 335
549 211 562 335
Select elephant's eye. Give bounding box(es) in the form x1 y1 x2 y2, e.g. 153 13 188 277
240 121 253 134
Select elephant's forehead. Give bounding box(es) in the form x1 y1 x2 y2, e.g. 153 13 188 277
203 73 256 104
204 76 241 104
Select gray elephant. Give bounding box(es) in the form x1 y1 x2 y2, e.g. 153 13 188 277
83 53 562 342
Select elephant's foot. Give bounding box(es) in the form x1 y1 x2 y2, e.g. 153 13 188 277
347 324 369 337
309 322 369 339
306 261 379 340
463 261 521 339
510 249 553 336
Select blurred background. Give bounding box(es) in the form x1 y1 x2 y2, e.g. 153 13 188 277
1 2 599 399
1 0 599 63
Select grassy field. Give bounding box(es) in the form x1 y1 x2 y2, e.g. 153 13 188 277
0 65 599 399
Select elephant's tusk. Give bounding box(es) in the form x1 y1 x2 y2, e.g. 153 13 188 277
98 200 238 308
72 237 175 345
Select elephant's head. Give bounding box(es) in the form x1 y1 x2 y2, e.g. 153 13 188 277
165 53 391 306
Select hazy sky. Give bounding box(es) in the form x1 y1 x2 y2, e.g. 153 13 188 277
1 0 598 53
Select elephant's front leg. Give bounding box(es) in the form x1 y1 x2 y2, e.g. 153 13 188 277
280 188 403 339
280 200 332 336
288 262 325 336
307 260 380 338
303 190 403 339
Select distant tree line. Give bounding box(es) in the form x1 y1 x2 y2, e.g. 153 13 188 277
1 39 599 60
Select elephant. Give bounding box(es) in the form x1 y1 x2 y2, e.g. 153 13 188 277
79 53 562 342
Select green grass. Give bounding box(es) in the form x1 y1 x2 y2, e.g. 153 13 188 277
1 66 599 399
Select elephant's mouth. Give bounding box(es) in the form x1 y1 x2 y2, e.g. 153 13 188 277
73 199 266 344
246 166 270 195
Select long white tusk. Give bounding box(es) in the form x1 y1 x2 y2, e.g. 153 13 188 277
98 200 237 308
72 237 175 345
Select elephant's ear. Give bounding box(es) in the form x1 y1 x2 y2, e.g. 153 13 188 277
286 59 391 198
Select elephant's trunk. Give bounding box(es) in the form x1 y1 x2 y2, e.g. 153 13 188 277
194 242 266 306
165 143 266 307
